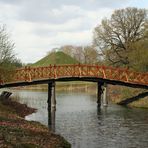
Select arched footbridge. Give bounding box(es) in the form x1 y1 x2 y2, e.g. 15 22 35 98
0 64 148 89
0 64 148 108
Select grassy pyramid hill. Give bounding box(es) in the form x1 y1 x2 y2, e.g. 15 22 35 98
32 51 79 67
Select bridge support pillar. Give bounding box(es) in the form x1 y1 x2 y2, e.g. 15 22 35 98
51 81 56 108
102 83 108 107
97 82 103 107
47 82 52 127
47 81 56 130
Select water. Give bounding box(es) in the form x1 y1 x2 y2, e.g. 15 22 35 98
11 89 148 148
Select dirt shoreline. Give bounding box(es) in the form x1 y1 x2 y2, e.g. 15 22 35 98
0 98 71 148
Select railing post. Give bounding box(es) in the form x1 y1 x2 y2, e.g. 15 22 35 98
54 65 57 78
28 66 32 82
79 63 81 77
24 66 28 82
102 66 106 79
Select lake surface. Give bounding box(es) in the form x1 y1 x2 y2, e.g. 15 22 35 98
11 89 148 148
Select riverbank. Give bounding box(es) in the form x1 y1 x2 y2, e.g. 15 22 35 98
108 85 148 108
0 97 71 148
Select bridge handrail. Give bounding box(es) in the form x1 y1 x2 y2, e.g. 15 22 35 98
0 64 148 86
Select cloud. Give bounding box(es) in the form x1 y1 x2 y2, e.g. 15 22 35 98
19 5 85 24
30 6 112 34
0 0 131 8
0 0 132 23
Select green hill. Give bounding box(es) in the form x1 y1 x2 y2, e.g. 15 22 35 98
32 51 79 67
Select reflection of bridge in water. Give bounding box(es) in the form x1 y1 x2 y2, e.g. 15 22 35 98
0 64 148 128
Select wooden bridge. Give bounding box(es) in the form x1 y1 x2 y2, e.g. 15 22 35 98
0 64 148 88
0 64 148 108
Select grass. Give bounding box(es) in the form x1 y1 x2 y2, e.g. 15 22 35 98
32 51 79 67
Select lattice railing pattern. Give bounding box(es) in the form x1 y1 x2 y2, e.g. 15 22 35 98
0 64 148 86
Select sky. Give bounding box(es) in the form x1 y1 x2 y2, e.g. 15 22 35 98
0 0 147 63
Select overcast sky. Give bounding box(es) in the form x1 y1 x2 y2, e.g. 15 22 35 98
0 0 147 63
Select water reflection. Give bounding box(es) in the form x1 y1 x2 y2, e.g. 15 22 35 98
48 107 56 132
11 90 148 148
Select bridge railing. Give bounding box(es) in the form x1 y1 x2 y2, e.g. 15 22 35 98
0 64 148 86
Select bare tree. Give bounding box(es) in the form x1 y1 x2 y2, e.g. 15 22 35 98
0 25 20 82
0 25 15 68
60 45 101 64
60 45 83 63
94 7 147 67
82 46 99 64
60 45 74 57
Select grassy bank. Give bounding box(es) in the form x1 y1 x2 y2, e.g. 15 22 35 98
109 85 148 108
13 82 97 94
0 98 71 148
